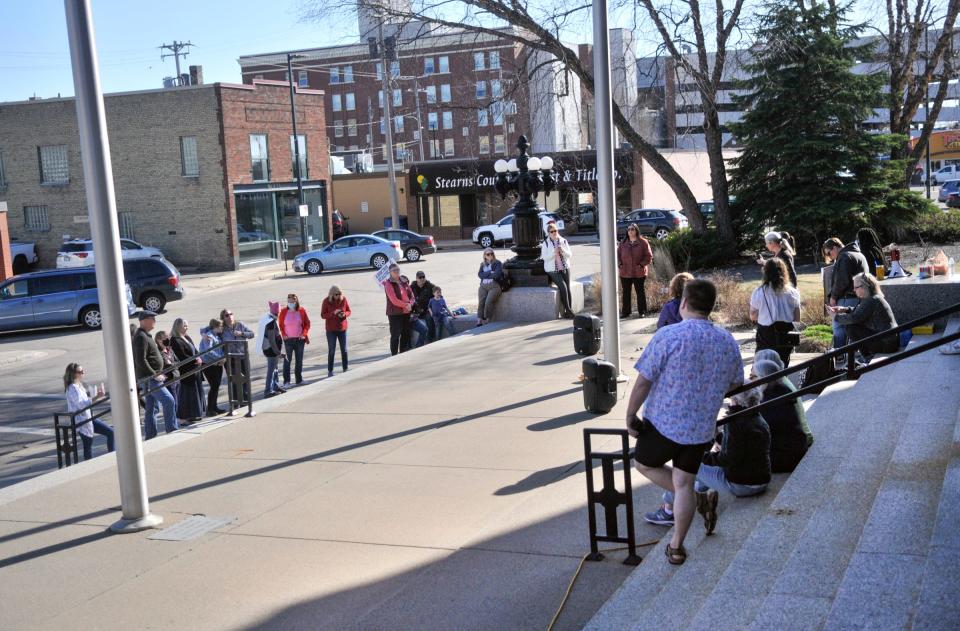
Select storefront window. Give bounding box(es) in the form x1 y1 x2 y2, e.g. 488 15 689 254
235 192 277 264
436 195 460 227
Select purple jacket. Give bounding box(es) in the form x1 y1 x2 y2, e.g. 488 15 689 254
657 298 682 329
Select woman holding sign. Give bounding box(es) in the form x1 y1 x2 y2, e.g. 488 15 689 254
383 263 414 355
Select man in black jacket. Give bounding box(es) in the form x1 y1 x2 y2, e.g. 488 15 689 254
132 311 178 439
410 271 436 342
644 388 771 535
823 237 869 349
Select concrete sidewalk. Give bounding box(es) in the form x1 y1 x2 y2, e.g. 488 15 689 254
0 318 679 630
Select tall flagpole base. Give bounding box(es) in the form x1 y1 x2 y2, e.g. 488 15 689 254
110 513 164 534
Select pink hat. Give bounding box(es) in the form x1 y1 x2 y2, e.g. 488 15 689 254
269 301 280 315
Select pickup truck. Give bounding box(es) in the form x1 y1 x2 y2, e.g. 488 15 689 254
11 241 38 274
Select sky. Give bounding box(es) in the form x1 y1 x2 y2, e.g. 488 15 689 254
0 0 357 102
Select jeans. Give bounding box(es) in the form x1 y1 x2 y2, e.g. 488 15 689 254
662 463 767 505
547 269 573 315
620 276 647 316
264 355 281 396
832 297 859 348
202 364 223 414
143 378 178 440
477 282 502 321
411 317 429 348
326 330 348 373
388 313 411 355
79 419 115 461
282 338 305 384
434 315 455 340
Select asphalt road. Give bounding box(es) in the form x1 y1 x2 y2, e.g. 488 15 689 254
0 242 603 487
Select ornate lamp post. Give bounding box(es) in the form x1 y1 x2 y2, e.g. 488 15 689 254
493 135 555 282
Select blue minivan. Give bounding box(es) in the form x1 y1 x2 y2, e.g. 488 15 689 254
0 268 136 333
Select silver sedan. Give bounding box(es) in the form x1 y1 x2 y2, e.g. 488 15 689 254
293 234 403 275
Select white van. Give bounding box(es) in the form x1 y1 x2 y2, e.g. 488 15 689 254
932 164 960 185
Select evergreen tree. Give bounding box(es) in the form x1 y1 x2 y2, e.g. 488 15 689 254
728 1 928 255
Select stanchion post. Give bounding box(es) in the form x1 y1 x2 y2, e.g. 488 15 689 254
243 342 256 418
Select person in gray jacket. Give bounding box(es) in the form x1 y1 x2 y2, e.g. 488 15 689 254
220 308 255 405
823 238 869 348
829 272 898 362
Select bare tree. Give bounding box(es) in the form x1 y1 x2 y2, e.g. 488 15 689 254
301 0 712 233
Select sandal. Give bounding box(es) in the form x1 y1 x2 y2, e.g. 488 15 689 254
697 489 719 535
665 543 687 565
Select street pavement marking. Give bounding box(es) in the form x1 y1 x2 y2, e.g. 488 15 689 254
0 426 55 437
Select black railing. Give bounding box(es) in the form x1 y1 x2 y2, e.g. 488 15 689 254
54 339 254 468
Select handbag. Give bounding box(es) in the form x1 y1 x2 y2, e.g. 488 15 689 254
762 287 800 347
498 271 512 292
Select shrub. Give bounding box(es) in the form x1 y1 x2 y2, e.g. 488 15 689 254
899 209 960 244
706 270 754 328
659 229 739 271
800 290 830 327
799 324 832 353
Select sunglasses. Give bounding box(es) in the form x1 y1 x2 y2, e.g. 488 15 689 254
548 229 558 234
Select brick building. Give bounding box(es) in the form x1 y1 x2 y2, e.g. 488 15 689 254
0 80 329 271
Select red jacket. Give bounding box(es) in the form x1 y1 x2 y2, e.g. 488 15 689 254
383 279 413 316
617 237 653 278
278 306 311 341
321 296 351 332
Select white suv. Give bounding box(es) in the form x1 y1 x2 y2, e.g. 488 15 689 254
57 239 165 268
472 212 565 249
932 164 960 186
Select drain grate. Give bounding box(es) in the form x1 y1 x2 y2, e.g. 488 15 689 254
147 515 234 541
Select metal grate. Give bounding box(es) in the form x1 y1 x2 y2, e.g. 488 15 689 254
118 211 136 240
147 515 234 541
39 144 69 184
24 205 50 231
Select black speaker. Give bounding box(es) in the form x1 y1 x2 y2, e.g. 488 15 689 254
573 314 602 355
582 357 617 414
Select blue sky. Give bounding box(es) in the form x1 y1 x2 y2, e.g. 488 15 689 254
0 0 356 102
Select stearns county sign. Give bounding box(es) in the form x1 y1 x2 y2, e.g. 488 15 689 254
408 150 634 196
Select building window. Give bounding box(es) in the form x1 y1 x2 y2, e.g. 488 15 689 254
347 119 358 137
479 136 490 154
438 56 449 73
427 112 438 130
394 116 404 132
332 94 342 111
425 86 437 104
442 111 453 130
379 118 386 135
478 109 488 127
444 138 455 157
179 136 199 177
378 91 384 109
254 74 264 80
298 70 309 87
395 146 406 161
345 93 356 110
329 67 340 84
491 79 502 98
375 62 383 80
249 134 269 181
489 51 500 69
429 139 440 158
118 211 136 239
343 65 354 82
440 84 451 102
38 144 69 185
23 205 50 232
491 102 504 125
390 60 400 78
334 121 344 138
474 52 485 70
0 151 8 189
494 134 505 153
476 81 487 99
290 135 307 179
424 57 435 75
392 89 402 107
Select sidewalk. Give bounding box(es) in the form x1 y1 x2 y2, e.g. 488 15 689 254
182 261 290 293
0 318 677 630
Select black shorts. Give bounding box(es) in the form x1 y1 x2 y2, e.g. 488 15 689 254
633 418 711 474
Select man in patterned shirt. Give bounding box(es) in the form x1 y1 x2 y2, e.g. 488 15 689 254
626 279 744 565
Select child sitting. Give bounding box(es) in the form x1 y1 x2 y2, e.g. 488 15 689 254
428 286 456 340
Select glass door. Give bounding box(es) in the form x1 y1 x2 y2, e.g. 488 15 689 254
235 192 279 264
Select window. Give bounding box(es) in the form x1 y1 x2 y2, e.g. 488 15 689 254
478 109 489 127
474 52 485 70
334 121 344 138
298 70 308 87
0 151 6 189
332 94 342 111
395 146 406 161
330 67 340 84
394 116 404 132
250 134 269 181
491 79 502 98
424 57 435 75
440 84 451 102
444 138 454 157
290 135 307 178
375 62 383 80
1 279 29 299
438 56 449 73
425 86 437 104
442 111 453 130
390 61 400 78
24 205 50 232
179 136 199 177
379 118 386 135
347 119 357 137
254 74 264 80
39 144 69 184
491 102 504 125
429 139 440 158
378 90 384 109
427 112 438 130
118 211 136 239
489 51 500 69
392 89 402 107
343 65 353 82
32 274 77 296
476 81 487 99
494 134 505 153
479 136 490 154
345 93 355 110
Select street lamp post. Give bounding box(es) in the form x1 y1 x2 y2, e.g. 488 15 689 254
493 134 555 282
286 53 309 251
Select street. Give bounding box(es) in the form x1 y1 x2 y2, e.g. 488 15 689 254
0 243 602 488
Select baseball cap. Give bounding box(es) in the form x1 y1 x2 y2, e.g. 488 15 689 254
138 310 158 321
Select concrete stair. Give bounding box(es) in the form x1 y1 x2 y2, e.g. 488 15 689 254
587 317 960 630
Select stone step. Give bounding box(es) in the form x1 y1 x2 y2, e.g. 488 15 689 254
913 451 960 631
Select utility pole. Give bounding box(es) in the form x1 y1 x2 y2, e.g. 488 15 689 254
367 95 375 170
286 53 309 251
413 77 425 161
65 0 162 533
371 23 401 229
159 40 193 85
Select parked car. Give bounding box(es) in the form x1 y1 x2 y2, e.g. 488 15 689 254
237 230 274 243
932 164 960 186
0 268 136 333
372 229 437 262
568 204 598 234
293 234 403 275
937 179 960 203
120 258 184 312
946 192 960 209
57 238 165 268
616 208 688 241
332 210 350 239
10 241 38 275
471 211 566 249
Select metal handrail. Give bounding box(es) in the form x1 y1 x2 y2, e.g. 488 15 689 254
719 300 960 426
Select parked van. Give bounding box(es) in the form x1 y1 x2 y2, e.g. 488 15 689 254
932 164 960 185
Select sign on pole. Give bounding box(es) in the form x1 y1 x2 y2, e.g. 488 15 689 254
298 204 309 217
374 258 396 288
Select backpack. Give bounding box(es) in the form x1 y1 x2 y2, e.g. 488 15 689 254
799 354 838 394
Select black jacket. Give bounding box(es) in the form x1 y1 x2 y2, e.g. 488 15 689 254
703 408 772 486
410 280 435 315
776 249 798 288
132 328 164 380
835 295 897 334
829 242 869 301
762 380 814 473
